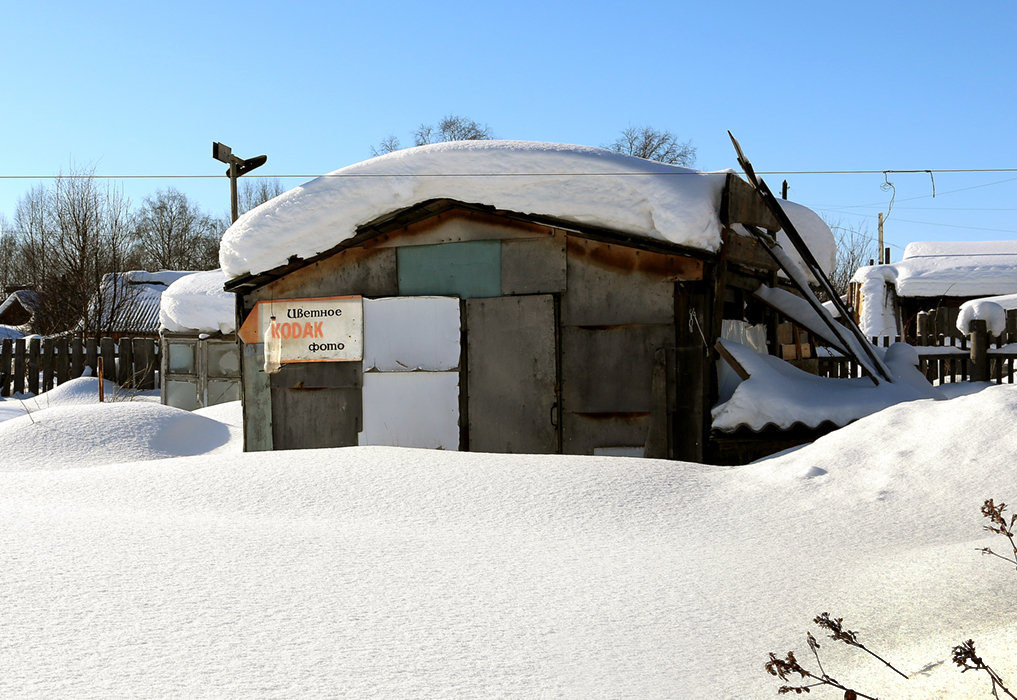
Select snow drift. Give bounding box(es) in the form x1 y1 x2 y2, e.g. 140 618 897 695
1 381 1015 697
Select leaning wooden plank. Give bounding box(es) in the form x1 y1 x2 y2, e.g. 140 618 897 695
740 221 883 384
728 131 893 384
715 340 751 380
753 285 849 355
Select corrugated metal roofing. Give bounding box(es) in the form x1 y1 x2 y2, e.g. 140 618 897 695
83 272 197 335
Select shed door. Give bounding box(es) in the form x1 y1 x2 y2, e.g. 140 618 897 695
465 295 559 453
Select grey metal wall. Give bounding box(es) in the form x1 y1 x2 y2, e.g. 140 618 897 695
238 210 707 458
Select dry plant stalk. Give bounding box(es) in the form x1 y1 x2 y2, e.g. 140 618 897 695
979 499 1017 570
764 614 893 698
764 647 875 699
952 639 1017 700
814 613 909 680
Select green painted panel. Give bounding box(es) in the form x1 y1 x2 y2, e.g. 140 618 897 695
398 241 501 299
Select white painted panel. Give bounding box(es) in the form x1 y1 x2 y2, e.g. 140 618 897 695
358 372 460 449
363 297 461 371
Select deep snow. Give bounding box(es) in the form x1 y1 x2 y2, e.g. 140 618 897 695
0 379 1015 698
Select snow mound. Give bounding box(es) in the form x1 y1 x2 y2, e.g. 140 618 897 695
160 268 236 334
193 399 243 426
757 382 1017 478
0 377 143 422
2 382 1017 698
28 376 121 406
0 401 240 470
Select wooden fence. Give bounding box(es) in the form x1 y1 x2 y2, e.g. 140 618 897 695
0 335 158 397
810 308 1017 385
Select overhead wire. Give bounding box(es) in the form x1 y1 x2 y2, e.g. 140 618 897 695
1 167 1017 181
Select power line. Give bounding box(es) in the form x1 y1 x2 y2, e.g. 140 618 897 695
819 175 1017 211
2 167 1017 181
882 218 1017 235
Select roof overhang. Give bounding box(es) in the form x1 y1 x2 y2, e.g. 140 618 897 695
224 198 719 293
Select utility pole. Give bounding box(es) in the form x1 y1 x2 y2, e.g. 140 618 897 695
212 142 268 223
878 212 884 264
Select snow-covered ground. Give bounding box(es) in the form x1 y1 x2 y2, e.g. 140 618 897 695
1 379 1015 697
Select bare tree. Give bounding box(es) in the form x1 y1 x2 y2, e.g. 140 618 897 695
0 214 17 294
372 114 493 156
238 178 285 215
133 188 221 271
825 219 877 299
216 178 286 237
370 135 402 157
415 115 493 146
608 125 696 166
12 183 54 293
7 168 135 335
48 169 134 337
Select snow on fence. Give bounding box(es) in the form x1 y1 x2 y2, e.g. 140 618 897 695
0 335 158 397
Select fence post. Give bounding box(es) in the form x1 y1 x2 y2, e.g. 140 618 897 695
970 319 989 382
0 338 11 397
56 336 70 386
42 339 55 391
133 338 156 390
13 338 26 395
117 338 133 387
916 311 929 346
27 337 40 395
1007 309 1017 346
86 337 98 375
100 338 116 388
71 334 84 379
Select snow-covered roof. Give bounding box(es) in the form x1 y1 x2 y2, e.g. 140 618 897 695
220 140 835 282
85 271 197 335
159 269 236 335
0 289 41 327
0 324 22 341
771 198 837 279
853 240 1017 300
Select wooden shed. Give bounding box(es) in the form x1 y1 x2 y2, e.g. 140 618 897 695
849 241 1017 343
223 142 828 462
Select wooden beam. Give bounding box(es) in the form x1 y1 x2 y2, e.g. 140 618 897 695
715 341 750 380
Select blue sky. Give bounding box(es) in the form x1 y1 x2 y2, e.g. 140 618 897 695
4 1 1016 260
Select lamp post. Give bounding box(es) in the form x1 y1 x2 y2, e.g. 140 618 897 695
212 142 268 223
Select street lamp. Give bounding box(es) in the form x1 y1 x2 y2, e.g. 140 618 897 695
212 142 268 223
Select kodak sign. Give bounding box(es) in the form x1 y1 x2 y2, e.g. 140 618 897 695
238 295 363 363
